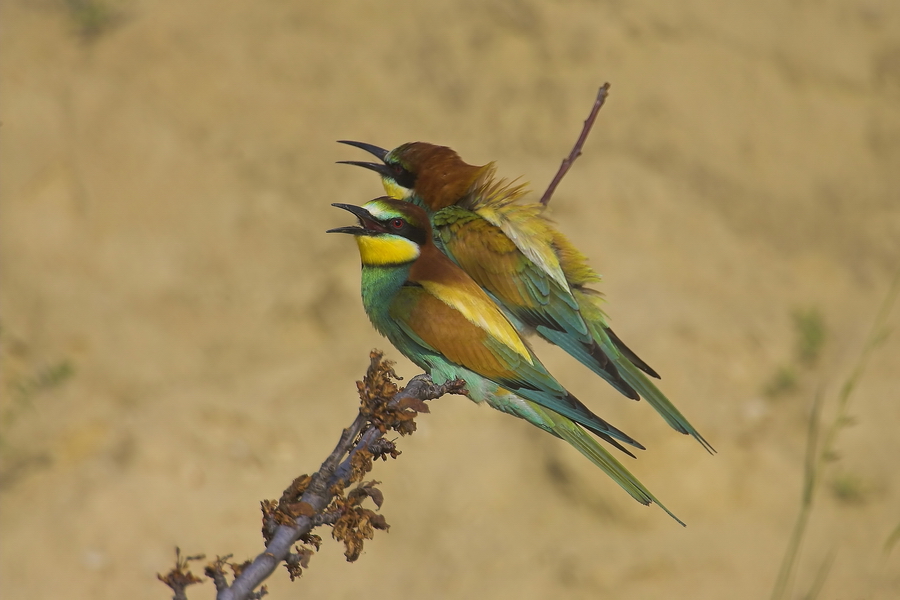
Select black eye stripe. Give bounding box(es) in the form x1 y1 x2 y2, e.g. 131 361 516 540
380 216 426 246
386 160 417 189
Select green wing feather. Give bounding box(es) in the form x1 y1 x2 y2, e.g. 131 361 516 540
430 196 713 453
388 283 644 452
435 206 639 399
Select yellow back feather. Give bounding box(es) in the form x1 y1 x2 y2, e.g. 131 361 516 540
464 169 569 290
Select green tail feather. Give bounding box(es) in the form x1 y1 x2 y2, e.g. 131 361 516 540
588 321 715 454
530 401 686 526
538 326 639 400
616 356 715 454
574 290 714 453
606 326 659 378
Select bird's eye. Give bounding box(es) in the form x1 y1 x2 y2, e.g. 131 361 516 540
389 218 404 230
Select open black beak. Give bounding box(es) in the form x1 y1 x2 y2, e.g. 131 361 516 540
336 141 394 177
335 160 395 178
337 140 389 161
326 203 385 235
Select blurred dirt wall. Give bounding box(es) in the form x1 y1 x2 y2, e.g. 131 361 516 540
2 1 899 598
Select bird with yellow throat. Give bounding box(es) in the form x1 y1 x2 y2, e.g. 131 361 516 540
328 197 684 524
338 141 714 454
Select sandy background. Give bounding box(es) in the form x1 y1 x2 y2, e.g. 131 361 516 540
2 1 900 598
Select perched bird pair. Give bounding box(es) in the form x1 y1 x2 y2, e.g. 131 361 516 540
329 141 713 524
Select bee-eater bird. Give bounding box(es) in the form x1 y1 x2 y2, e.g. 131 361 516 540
338 141 714 454
328 198 683 525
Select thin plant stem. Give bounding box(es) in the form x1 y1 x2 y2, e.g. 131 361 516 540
770 390 824 600
800 550 836 600
770 267 900 600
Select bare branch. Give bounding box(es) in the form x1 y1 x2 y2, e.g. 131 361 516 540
539 83 611 207
161 351 465 600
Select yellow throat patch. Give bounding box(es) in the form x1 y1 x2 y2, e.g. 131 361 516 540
355 234 420 266
381 177 413 201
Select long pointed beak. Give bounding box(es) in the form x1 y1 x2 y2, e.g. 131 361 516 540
336 160 394 178
331 202 374 220
327 203 384 235
337 140 389 161
326 225 364 235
